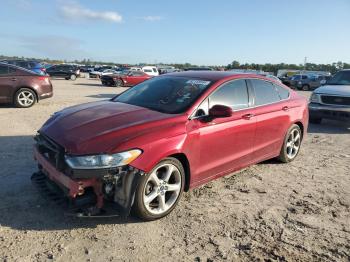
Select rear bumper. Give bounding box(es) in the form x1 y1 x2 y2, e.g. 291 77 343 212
309 103 350 121
39 91 53 100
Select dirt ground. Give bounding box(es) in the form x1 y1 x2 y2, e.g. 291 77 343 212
0 77 349 262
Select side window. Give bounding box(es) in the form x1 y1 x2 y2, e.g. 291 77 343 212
251 79 280 106
274 84 289 100
0 65 9 75
209 79 249 110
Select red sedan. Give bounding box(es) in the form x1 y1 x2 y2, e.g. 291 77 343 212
33 71 308 220
101 70 151 87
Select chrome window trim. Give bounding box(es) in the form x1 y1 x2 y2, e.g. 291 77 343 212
189 77 290 120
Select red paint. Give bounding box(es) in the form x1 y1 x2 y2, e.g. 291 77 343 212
40 72 308 190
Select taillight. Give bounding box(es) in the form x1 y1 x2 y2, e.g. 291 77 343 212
38 76 50 83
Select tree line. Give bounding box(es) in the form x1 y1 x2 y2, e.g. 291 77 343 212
1 55 349 74
225 60 350 75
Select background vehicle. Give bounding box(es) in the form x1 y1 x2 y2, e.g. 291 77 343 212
142 66 159 76
1 60 46 75
34 71 308 220
101 70 151 87
309 69 350 123
89 68 117 78
46 64 80 80
295 74 332 91
0 62 53 107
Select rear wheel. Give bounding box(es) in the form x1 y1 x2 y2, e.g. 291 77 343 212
278 124 302 163
115 79 123 87
14 88 36 108
133 157 184 220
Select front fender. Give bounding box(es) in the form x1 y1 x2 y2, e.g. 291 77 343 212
130 133 187 173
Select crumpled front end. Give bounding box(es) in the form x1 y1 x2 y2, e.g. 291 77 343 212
32 133 144 217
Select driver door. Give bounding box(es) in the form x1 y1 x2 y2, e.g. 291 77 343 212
190 79 256 184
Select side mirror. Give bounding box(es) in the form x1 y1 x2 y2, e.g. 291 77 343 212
209 105 233 118
320 79 326 85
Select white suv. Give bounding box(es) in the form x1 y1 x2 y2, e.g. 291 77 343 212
142 66 159 76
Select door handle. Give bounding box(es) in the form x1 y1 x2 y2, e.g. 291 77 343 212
11 78 17 81
242 113 255 120
282 106 290 111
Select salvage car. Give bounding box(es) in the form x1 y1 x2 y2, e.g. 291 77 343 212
309 69 350 123
0 62 53 108
101 70 151 87
32 71 308 220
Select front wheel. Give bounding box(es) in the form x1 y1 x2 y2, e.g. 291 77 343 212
70 74 77 81
132 158 185 220
278 124 302 163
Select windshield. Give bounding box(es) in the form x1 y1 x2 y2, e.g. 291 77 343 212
327 71 350 85
114 76 212 114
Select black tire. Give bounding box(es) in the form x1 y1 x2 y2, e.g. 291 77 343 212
132 157 185 221
115 79 123 87
14 88 37 108
70 74 77 81
302 84 310 91
278 124 302 163
309 117 322 124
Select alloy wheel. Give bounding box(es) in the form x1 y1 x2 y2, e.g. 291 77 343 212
286 128 301 159
18 91 35 107
143 163 182 215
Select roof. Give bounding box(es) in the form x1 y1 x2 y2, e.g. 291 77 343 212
165 70 266 81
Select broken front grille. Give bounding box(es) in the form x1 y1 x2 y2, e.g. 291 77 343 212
321 95 350 106
35 133 66 172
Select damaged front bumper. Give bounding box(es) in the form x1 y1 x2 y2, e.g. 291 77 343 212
32 146 144 217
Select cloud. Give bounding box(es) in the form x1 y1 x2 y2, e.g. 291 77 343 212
18 35 89 60
140 16 163 22
60 2 122 23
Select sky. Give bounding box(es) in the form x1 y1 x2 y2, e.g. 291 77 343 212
0 0 349 65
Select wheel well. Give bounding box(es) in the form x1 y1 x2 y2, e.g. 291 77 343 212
13 87 39 102
170 153 191 192
294 121 304 140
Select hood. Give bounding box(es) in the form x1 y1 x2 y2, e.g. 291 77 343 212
314 84 350 96
40 101 180 154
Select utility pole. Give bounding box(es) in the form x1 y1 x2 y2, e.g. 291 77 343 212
304 57 307 72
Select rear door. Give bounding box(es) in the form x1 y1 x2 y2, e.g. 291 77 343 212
0 65 15 103
248 79 291 162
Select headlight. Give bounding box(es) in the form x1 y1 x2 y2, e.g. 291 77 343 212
310 93 321 103
65 149 142 169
